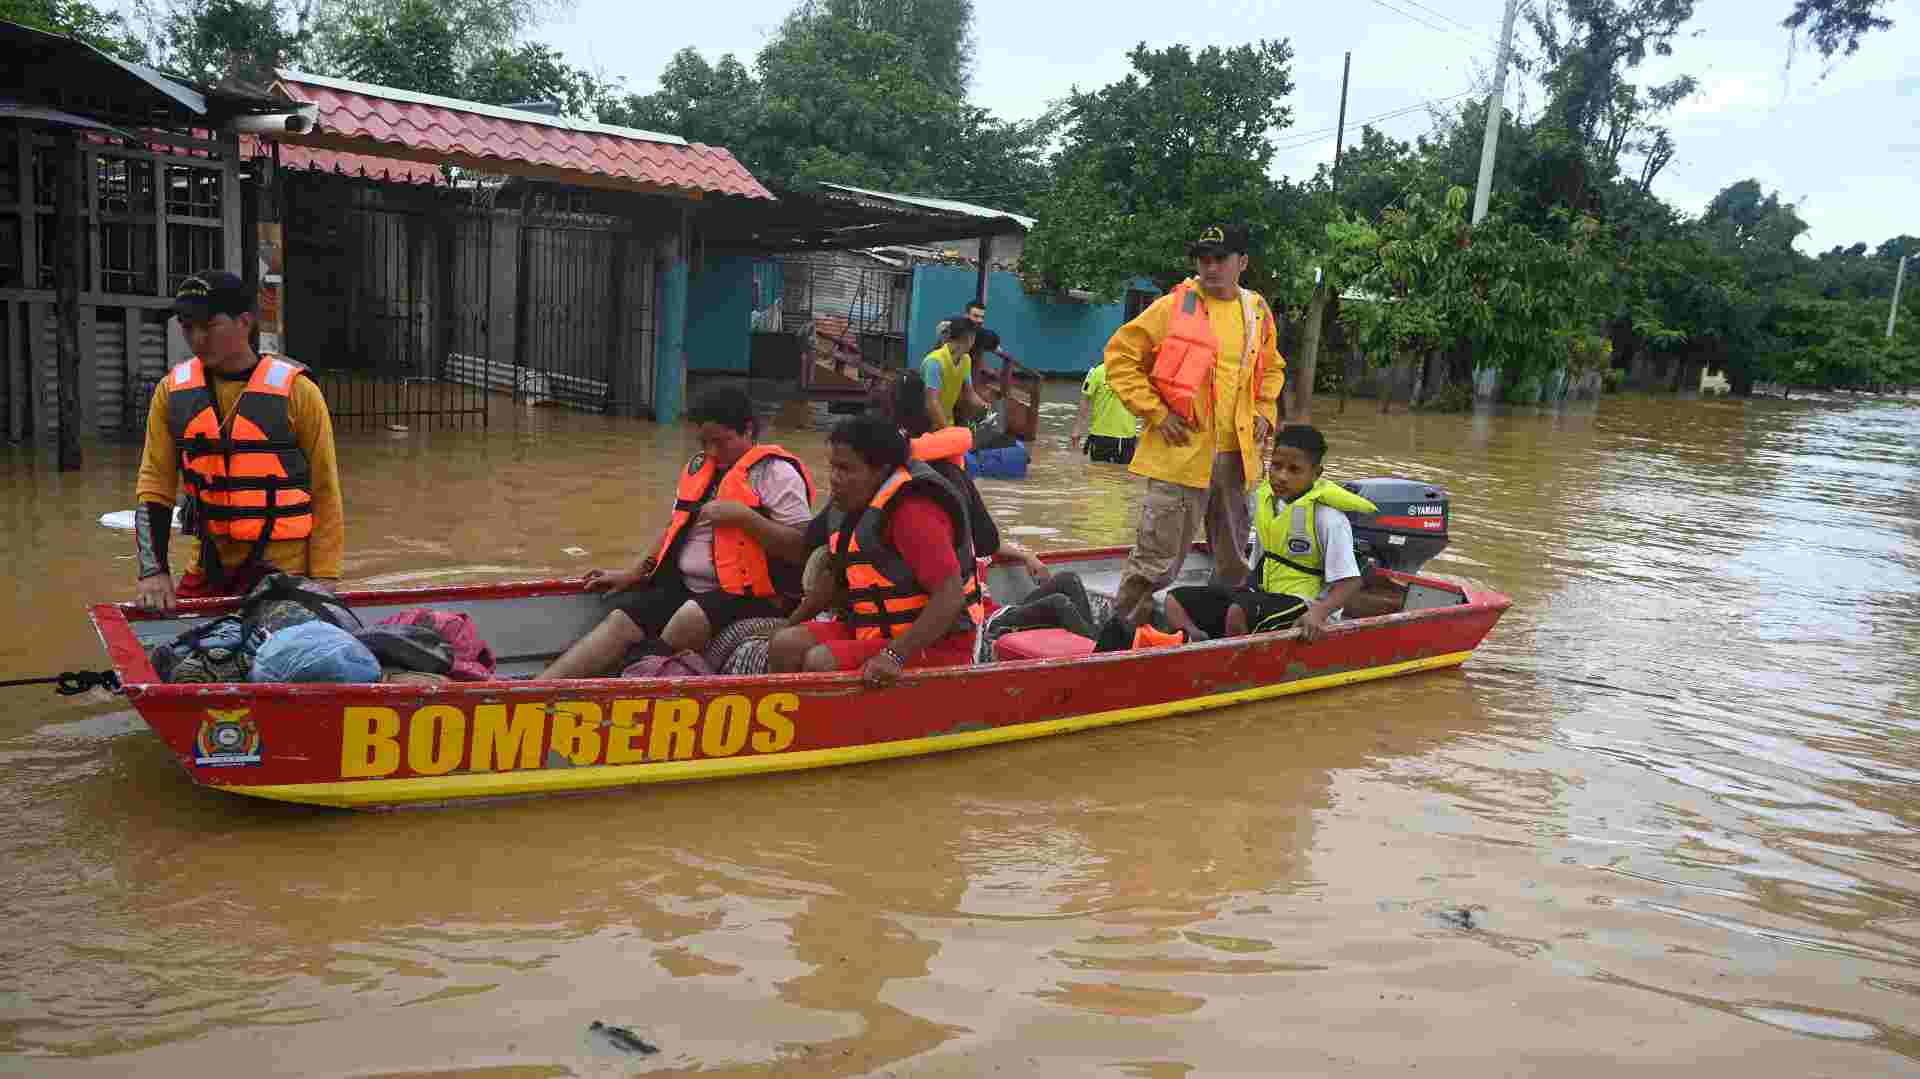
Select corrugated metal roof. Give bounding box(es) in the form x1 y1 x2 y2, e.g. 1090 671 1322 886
273 72 773 200
817 182 1035 231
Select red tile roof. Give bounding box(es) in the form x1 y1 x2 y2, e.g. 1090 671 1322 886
241 134 445 184
273 73 772 200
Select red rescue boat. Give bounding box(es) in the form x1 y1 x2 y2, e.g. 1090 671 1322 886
88 544 1510 811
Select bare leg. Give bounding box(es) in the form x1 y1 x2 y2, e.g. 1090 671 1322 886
1224 603 1251 637
801 645 840 672
767 626 816 673
542 609 645 679
1163 593 1209 641
658 600 714 655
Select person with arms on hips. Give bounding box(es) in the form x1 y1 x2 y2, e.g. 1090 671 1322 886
133 271 344 609
921 316 988 429
542 386 814 678
1101 223 1285 627
1164 424 1373 643
1074 359 1140 464
767 414 984 687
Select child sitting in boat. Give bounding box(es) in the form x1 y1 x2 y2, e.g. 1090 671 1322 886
1164 424 1374 644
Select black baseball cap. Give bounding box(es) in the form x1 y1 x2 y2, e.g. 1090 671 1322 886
173 271 253 322
1188 223 1250 257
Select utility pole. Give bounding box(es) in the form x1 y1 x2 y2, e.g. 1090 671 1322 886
1471 0 1522 225
1889 254 1909 338
1331 51 1352 198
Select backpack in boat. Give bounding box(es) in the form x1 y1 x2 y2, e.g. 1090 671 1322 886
375 609 496 681
150 614 270 684
239 573 362 637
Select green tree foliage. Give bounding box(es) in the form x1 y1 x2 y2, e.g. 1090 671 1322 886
1782 0 1895 57
2 0 147 61
148 0 305 88
618 0 1053 208
1020 40 1299 302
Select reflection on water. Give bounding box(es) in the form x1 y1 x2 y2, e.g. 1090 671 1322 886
2 387 1918 1075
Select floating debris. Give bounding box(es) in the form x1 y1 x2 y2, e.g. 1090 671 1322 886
563 546 589 557
589 1020 659 1055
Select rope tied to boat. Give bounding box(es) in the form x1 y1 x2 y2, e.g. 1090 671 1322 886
0 670 123 696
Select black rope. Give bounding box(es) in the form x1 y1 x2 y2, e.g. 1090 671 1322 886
0 670 123 696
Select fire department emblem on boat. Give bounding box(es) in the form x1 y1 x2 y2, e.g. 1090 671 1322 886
195 709 262 767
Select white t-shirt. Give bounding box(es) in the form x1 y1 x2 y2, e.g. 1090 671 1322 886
1247 495 1361 604
678 458 814 592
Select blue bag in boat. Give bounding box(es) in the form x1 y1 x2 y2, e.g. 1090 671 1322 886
250 621 382 684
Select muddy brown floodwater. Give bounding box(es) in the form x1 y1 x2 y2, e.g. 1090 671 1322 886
2 385 1918 1077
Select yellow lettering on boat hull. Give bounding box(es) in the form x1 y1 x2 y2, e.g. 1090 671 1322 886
338 693 802 780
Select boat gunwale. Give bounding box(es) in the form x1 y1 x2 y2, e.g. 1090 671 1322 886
90 543 1511 705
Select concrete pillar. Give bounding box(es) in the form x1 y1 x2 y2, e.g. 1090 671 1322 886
653 211 690 423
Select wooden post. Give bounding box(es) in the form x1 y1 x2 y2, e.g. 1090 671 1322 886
975 233 992 307
54 132 82 469
652 204 690 423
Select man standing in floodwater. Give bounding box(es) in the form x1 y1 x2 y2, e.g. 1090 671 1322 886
133 271 345 609
1102 223 1285 626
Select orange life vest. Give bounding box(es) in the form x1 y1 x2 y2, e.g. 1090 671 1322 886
166 355 313 565
1133 624 1186 649
911 426 973 469
652 444 816 599
828 460 986 642
1149 280 1271 423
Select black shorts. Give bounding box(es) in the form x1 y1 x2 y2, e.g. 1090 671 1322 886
607 571 789 638
1086 435 1137 464
1167 585 1307 637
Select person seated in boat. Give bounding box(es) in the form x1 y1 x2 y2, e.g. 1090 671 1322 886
885 370 1056 582
542 386 815 678
922 316 989 428
767 414 984 687
1164 425 1371 644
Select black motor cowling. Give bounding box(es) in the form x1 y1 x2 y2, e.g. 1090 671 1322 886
1341 477 1449 575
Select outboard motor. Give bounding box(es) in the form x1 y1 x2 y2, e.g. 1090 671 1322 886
1341 477 1449 576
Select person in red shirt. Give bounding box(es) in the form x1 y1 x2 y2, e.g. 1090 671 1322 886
768 415 979 687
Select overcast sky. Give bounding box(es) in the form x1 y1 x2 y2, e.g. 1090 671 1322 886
539 0 1908 252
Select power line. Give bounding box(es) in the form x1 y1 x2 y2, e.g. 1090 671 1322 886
1365 0 1498 56
1272 89 1479 152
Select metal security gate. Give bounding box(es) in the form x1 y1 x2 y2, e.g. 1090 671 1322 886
284 174 491 430
512 204 651 414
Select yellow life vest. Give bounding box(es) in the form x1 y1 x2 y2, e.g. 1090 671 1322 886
1253 478 1377 601
922 344 971 427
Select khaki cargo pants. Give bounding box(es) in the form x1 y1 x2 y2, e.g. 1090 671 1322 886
1115 452 1252 623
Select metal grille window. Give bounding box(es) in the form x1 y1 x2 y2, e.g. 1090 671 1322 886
167 223 220 293
164 163 221 219
100 157 157 294
97 156 155 215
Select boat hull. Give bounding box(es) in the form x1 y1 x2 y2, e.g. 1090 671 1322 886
90 553 1509 810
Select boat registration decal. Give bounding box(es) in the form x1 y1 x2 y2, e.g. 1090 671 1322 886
339 693 801 780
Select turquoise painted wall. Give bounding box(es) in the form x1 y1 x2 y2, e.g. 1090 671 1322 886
907 265 1156 375
684 254 763 374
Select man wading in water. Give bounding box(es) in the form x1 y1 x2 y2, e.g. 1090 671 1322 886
133 272 345 608
1102 223 1285 630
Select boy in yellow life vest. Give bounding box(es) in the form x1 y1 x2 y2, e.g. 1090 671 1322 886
1164 425 1374 643
921 317 988 428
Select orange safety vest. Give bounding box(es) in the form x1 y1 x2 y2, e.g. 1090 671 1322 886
652 444 816 599
828 460 985 642
910 426 973 469
1150 280 1271 423
1133 624 1186 649
166 355 314 564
